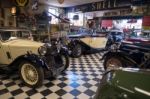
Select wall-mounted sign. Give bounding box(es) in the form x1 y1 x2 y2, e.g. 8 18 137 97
143 16 150 30
15 0 29 7
65 0 131 13
132 6 147 15
104 8 132 17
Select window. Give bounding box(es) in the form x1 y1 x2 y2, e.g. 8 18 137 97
48 8 59 24
0 31 31 42
68 12 83 26
0 31 12 41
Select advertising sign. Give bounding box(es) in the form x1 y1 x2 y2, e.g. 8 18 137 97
15 0 29 7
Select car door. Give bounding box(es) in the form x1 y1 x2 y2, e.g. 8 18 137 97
90 33 107 49
80 33 92 46
0 32 12 65
113 69 150 99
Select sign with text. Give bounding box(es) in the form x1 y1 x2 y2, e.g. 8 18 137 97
65 0 131 12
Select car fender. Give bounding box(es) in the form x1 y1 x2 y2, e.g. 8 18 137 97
60 47 69 55
10 53 49 70
68 40 81 49
101 51 137 66
69 39 91 51
69 40 81 46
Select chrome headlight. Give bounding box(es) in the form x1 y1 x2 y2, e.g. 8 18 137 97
38 46 47 55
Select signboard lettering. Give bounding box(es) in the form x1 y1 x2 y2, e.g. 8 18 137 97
66 0 131 12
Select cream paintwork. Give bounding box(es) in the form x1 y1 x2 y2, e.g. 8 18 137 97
90 37 107 48
80 37 107 49
0 39 44 65
80 37 91 45
0 41 11 64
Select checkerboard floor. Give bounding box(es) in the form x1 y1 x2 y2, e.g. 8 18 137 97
0 53 104 99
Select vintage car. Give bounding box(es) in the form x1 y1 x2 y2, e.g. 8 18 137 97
0 27 69 87
94 68 150 99
102 39 150 70
67 28 108 57
126 30 150 44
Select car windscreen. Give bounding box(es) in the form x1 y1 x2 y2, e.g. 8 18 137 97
130 32 150 39
140 32 150 38
110 32 122 35
0 31 31 42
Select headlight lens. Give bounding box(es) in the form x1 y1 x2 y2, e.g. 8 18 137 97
38 46 47 55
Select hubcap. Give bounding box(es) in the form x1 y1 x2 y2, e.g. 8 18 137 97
106 58 121 70
21 63 38 85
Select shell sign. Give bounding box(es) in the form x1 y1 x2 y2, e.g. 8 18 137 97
58 0 64 4
15 0 29 7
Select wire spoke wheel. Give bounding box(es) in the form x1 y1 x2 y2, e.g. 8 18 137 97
21 63 38 85
72 44 82 57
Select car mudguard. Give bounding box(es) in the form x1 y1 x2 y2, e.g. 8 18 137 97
101 51 138 66
60 47 69 55
10 53 49 70
68 39 91 51
94 69 150 99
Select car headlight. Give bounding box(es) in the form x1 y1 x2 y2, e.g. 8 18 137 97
38 46 47 55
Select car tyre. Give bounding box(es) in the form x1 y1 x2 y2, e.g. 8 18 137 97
104 56 123 70
61 54 69 72
19 61 44 88
71 44 82 58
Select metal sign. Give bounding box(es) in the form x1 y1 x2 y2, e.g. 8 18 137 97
15 0 29 7
66 0 131 12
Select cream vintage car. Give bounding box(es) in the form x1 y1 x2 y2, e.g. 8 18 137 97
68 28 108 57
0 27 69 87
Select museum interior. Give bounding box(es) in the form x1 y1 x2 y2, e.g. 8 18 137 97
0 0 150 99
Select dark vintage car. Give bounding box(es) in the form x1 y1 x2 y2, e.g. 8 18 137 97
67 28 108 57
94 68 150 99
126 30 150 44
102 38 150 70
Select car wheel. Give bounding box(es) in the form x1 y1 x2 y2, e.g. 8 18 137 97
104 56 122 71
61 54 69 72
71 44 82 58
19 61 44 88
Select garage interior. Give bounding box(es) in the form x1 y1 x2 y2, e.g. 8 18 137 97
0 0 150 99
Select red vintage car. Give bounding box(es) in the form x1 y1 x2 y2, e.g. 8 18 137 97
126 30 150 44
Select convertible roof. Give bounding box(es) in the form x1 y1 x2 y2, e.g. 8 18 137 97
0 27 29 31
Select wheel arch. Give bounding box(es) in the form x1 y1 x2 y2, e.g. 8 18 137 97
103 51 138 70
10 54 48 70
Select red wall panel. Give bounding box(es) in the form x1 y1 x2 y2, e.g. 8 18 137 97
142 16 150 26
101 20 112 27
